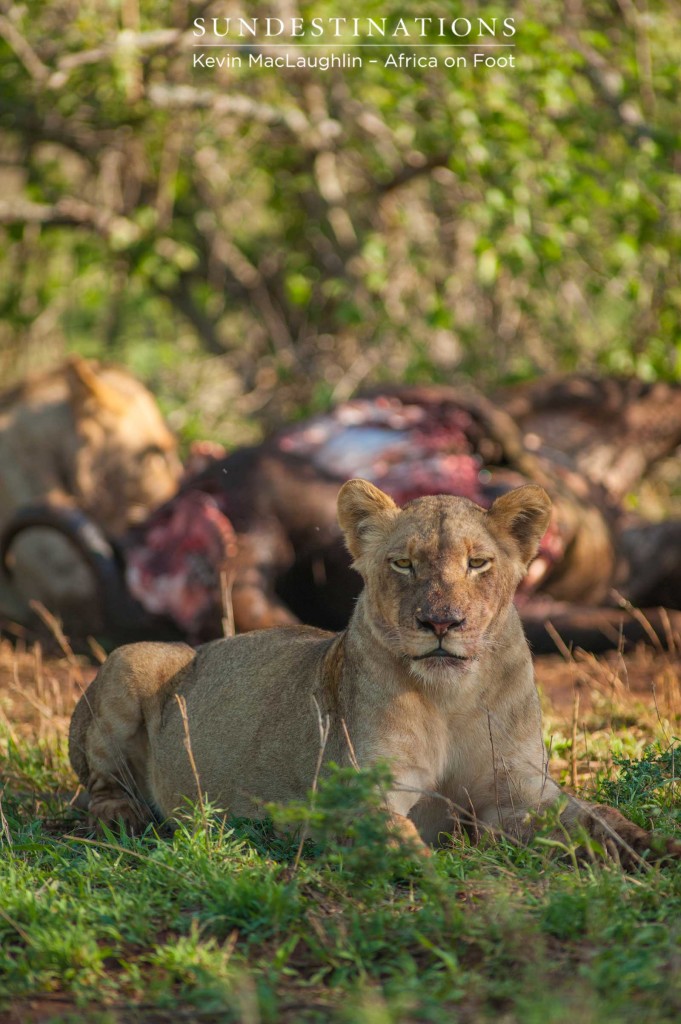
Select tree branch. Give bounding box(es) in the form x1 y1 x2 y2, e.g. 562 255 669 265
376 152 453 194
146 83 309 135
0 13 50 83
48 29 186 89
0 198 139 241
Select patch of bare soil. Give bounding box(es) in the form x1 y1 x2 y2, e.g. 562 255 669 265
0 997 81 1024
0 639 97 742
535 643 681 786
535 645 681 719
1 635 679 748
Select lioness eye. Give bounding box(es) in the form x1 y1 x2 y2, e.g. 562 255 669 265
469 557 490 570
391 558 412 574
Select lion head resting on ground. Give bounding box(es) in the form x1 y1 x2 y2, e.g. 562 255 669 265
0 357 181 633
69 480 678 865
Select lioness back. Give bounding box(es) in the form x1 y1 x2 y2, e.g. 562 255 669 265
69 626 341 823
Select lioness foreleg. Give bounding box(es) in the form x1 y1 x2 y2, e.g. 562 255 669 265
382 772 438 855
551 797 681 868
386 811 432 855
480 781 681 867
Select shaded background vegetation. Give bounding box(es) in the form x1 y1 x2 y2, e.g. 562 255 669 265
0 0 680 446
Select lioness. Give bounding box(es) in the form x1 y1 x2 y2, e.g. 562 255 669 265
0 357 181 632
69 480 677 862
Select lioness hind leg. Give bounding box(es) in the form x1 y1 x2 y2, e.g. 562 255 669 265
77 704 151 834
69 642 195 832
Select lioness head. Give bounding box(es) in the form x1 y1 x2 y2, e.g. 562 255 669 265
67 358 182 534
337 479 551 683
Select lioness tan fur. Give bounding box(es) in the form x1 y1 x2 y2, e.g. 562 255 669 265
69 480 676 862
0 357 181 631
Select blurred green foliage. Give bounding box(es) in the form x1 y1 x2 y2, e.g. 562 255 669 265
0 0 679 440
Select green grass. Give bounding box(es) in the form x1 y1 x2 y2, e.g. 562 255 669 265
1 730 681 1023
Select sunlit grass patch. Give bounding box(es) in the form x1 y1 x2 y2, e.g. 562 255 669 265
2 656 681 1022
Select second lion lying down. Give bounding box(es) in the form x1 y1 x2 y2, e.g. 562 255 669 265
70 480 678 863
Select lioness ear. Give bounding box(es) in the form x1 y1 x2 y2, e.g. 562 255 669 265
337 479 399 563
487 485 552 567
66 357 128 415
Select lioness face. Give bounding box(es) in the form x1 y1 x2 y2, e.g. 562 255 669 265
337 479 551 684
69 362 183 534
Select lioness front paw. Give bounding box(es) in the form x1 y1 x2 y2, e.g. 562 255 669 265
588 804 681 868
387 812 432 857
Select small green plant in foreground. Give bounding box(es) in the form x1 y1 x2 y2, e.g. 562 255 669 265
1 732 681 1023
595 742 681 832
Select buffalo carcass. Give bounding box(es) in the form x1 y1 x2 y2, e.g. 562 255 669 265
498 374 681 612
498 374 681 503
5 379 680 653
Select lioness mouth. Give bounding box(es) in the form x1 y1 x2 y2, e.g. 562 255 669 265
413 649 469 662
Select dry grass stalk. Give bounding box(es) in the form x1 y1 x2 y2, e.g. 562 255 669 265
545 621 573 661
87 637 108 665
581 724 593 788
174 693 206 823
46 672 64 721
33 642 43 707
8 679 52 721
650 681 671 747
610 590 664 653
659 607 677 656
293 696 331 873
570 688 580 790
220 568 236 639
0 905 30 944
29 600 84 689
0 703 17 744
0 796 12 846
341 718 361 772
487 709 503 829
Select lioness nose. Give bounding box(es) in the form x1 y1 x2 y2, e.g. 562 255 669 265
417 616 465 637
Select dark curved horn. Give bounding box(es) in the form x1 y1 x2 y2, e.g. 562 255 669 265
1 504 119 578
0 505 171 638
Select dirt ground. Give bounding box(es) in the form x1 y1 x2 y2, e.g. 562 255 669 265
1 635 680 751
0 639 98 744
